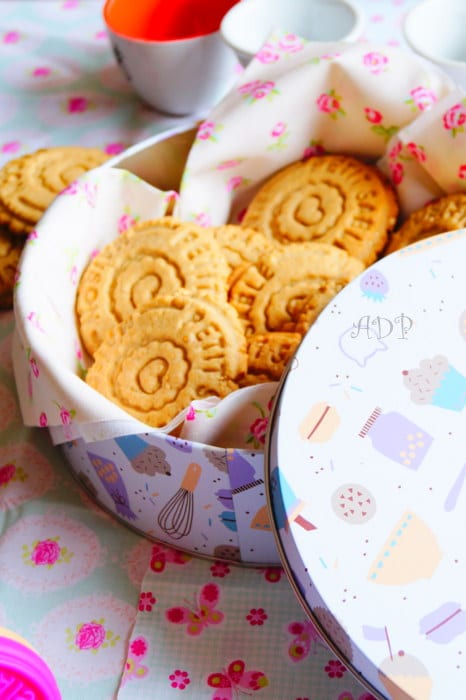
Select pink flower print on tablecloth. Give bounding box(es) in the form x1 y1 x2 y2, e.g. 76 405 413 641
261 567 283 583
22 536 73 568
3 31 20 44
67 618 120 653
338 694 378 700
246 607 267 626
67 96 89 114
406 86 438 112
238 80 279 104
165 582 224 635
149 542 191 574
121 634 149 684
33 66 51 78
138 591 156 612
0 462 16 487
169 669 191 690
287 620 321 662
443 100 466 137
1 141 20 154
207 659 269 697
210 560 230 578
362 51 388 75
324 659 347 678
316 90 345 119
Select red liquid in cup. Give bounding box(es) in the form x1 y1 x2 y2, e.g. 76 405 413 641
105 0 240 42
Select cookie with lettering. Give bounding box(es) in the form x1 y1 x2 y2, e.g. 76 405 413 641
0 227 23 309
0 146 109 235
76 217 230 356
386 192 466 253
211 224 276 276
85 294 247 428
228 242 364 337
243 331 301 385
242 155 398 265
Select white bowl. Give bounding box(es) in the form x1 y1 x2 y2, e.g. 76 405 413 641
220 0 365 66
403 0 466 91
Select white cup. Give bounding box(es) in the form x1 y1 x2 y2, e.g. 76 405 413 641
403 0 466 91
220 0 365 67
103 0 240 116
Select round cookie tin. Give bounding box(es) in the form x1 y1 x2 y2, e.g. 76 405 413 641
266 230 466 699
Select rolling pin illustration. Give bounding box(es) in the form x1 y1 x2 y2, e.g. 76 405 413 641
157 462 202 540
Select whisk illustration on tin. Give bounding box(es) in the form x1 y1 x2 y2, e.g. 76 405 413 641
157 462 202 540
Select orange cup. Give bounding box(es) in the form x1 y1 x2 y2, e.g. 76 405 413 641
103 0 240 115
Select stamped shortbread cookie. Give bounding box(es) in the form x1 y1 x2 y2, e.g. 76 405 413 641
229 242 364 337
242 155 398 265
386 192 466 253
244 332 302 385
0 227 23 309
211 224 276 274
85 294 247 428
76 217 230 357
0 146 109 235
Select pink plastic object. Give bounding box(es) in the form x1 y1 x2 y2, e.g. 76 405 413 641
0 631 62 699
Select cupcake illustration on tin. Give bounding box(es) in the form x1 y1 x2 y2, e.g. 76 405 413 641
402 355 466 412
359 407 432 469
378 651 432 700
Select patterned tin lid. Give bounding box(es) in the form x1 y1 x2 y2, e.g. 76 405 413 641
266 230 466 699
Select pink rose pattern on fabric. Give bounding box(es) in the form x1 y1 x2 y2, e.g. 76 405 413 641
66 618 121 653
22 537 73 568
316 90 345 119
443 101 466 137
406 86 438 112
364 107 398 142
256 34 305 63
196 120 223 143
362 51 388 74
238 80 279 104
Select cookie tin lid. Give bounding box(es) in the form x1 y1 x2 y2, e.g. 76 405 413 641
0 627 62 699
266 230 466 699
